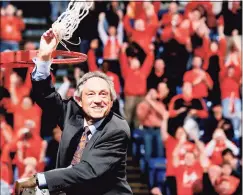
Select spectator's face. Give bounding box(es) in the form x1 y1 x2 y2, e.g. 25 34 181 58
135 19 145 31
223 153 234 164
157 82 168 99
192 10 201 21
80 77 113 121
182 82 192 97
169 2 178 14
213 106 222 116
192 57 202 68
222 164 232 176
154 59 165 71
111 1 119 9
102 62 109 73
5 4 15 16
130 58 140 70
227 67 235 77
108 26 117 36
21 97 33 110
210 42 219 53
184 152 196 166
148 89 158 100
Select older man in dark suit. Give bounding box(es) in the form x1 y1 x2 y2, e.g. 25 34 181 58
14 29 133 195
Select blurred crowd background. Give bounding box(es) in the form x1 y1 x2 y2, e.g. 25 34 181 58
0 1 242 195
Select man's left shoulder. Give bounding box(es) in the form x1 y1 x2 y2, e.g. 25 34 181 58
108 112 131 138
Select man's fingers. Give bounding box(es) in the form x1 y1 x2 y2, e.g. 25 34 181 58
14 182 22 195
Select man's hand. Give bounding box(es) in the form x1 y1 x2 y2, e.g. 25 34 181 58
38 28 59 61
189 109 197 116
90 39 98 49
14 175 37 195
177 107 187 115
99 12 105 21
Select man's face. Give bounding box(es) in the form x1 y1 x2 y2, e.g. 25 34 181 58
154 59 165 71
130 58 140 70
169 2 178 14
223 153 234 163
135 19 145 31
157 82 168 99
192 10 201 21
192 56 202 68
79 77 113 122
5 4 16 16
227 67 235 77
21 97 33 110
108 26 116 36
184 152 196 166
210 42 219 52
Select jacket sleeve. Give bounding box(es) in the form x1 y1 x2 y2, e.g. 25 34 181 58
30 75 66 130
43 129 129 192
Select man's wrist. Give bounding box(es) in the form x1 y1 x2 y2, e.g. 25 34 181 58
37 50 52 61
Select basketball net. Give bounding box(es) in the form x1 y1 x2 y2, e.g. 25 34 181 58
52 0 94 51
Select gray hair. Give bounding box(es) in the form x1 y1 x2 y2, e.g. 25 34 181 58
74 71 117 101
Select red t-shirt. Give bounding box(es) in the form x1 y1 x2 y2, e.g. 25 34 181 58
120 52 154 96
220 77 240 100
12 104 42 135
0 16 25 42
183 70 213 98
164 135 195 176
209 141 227 165
175 163 203 195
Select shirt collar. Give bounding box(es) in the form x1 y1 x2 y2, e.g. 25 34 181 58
83 118 105 135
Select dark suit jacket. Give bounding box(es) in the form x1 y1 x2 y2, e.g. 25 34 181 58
31 76 133 195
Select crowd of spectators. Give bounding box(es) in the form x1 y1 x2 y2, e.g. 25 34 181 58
0 1 242 195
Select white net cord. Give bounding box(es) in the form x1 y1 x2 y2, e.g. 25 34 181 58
52 0 94 51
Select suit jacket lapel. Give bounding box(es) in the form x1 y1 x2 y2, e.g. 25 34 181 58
85 112 113 151
59 113 84 167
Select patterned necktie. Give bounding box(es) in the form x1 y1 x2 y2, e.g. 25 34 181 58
71 126 91 165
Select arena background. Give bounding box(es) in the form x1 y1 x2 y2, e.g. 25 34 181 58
0 1 242 195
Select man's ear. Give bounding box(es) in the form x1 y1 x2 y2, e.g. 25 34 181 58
74 96 82 107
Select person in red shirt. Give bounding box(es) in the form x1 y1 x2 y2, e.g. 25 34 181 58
9 125 47 177
120 42 154 128
173 143 204 195
87 39 121 96
183 56 213 99
136 86 168 162
98 11 123 61
0 4 25 51
169 82 208 138
160 2 183 28
123 4 159 53
205 129 239 166
184 8 211 59
220 66 241 138
10 96 42 135
222 148 242 176
160 111 196 195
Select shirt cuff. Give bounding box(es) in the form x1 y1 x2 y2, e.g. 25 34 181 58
37 173 48 189
32 57 52 81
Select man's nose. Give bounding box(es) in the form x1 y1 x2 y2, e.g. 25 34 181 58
93 95 102 103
